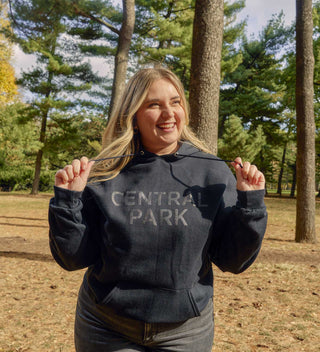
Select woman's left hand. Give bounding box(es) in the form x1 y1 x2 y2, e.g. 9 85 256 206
231 157 265 191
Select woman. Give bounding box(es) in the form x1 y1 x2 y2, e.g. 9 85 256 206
49 67 267 352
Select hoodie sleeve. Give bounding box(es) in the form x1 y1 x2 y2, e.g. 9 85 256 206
48 186 100 271
209 183 267 274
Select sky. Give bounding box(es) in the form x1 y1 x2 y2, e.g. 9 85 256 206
11 0 296 76
239 0 296 38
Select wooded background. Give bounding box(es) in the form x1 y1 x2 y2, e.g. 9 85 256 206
0 1 319 241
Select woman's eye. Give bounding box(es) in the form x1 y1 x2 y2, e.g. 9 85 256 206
172 100 181 105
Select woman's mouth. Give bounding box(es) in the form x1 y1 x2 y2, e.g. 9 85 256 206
157 122 176 130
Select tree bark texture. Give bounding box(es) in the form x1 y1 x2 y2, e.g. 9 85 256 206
295 0 316 243
189 0 224 154
109 0 135 117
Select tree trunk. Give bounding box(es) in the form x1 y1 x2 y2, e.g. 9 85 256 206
108 0 135 117
290 162 297 198
31 113 47 195
295 0 316 243
189 0 224 154
277 145 287 196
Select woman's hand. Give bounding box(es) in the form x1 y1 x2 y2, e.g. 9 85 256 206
231 157 265 192
54 157 94 192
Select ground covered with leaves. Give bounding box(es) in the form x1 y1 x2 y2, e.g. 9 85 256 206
0 194 319 352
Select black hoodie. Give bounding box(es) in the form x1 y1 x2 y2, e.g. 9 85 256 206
48 142 267 323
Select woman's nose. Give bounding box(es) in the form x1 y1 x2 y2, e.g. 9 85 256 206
162 105 174 119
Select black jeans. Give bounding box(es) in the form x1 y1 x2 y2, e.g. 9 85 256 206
74 283 214 352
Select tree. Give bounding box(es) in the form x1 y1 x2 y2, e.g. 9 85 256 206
7 0 102 194
189 0 224 154
0 1 18 105
109 0 135 116
220 0 245 82
313 2 320 197
0 101 43 191
66 0 135 117
133 1 245 93
295 0 316 243
219 13 292 182
218 115 266 162
279 46 298 196
134 0 195 87
275 114 296 196
0 102 40 169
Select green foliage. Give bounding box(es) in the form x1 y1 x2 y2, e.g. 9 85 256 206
133 0 246 89
45 112 107 168
1 0 319 193
220 13 290 129
219 12 295 184
6 0 108 112
62 0 122 63
0 102 53 191
0 101 106 191
218 115 266 162
221 0 245 79
3 0 110 192
0 102 41 168
133 0 194 87
0 168 55 192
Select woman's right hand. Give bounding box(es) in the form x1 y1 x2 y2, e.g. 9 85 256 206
54 157 94 192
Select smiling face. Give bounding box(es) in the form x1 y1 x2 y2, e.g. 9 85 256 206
135 78 186 155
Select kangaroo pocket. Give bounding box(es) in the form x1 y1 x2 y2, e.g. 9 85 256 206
98 282 213 323
189 281 213 316
101 285 119 305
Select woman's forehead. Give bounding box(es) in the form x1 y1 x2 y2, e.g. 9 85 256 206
145 78 180 97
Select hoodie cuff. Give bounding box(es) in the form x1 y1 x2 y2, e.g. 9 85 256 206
237 189 266 209
52 186 83 208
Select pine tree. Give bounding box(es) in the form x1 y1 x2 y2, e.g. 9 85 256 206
133 0 245 89
218 114 266 162
220 14 289 128
277 51 298 196
219 13 291 177
221 0 245 80
133 0 194 87
60 0 135 116
6 0 103 194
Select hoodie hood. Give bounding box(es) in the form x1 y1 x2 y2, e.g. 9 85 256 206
133 142 212 164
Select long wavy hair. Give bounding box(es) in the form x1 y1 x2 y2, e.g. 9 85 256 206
89 67 211 181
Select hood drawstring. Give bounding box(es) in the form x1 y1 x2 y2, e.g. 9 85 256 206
174 152 243 168
91 152 243 168
90 154 137 162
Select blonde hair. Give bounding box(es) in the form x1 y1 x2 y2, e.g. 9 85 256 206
89 67 211 181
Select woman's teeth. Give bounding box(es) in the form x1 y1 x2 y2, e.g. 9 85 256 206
158 123 175 129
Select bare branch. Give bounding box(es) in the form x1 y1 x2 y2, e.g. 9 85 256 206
72 4 120 36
